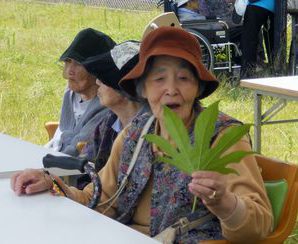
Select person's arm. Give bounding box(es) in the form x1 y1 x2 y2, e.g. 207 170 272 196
189 130 273 242
62 108 108 157
11 169 53 195
62 112 104 156
64 128 127 218
44 126 62 150
218 136 273 242
11 128 127 218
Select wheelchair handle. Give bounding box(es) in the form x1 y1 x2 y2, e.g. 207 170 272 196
42 154 101 209
43 154 87 173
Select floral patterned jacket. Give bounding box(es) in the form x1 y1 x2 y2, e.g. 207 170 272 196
80 110 118 171
116 104 241 243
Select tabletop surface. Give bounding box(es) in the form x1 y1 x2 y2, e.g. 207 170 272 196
240 76 298 97
0 133 80 178
0 179 159 244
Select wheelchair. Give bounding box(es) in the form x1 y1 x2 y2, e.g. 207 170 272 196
160 0 242 75
158 0 296 79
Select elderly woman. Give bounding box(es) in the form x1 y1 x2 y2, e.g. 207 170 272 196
45 28 115 156
78 40 143 172
11 27 272 243
14 40 143 185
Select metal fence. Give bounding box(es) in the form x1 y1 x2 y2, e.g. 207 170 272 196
37 0 160 11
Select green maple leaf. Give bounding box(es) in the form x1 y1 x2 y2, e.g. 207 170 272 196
144 101 253 212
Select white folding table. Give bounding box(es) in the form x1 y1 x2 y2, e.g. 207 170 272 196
0 179 159 244
0 133 80 178
240 76 298 153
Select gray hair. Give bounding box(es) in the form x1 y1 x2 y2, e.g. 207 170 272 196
135 77 145 98
134 77 148 104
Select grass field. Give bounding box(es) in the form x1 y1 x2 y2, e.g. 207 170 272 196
0 1 297 242
0 0 160 142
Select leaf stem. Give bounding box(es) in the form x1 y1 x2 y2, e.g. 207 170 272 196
192 196 198 213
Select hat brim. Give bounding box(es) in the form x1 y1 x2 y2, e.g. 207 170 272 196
59 50 84 63
120 47 218 99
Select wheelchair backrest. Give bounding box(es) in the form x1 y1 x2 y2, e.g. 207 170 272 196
182 20 229 44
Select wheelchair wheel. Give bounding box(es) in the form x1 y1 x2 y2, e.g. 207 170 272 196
187 30 214 71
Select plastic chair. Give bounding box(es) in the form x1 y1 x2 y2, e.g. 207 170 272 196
200 155 298 244
44 121 59 140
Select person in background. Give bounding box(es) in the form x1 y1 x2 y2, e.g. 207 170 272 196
44 41 143 189
11 27 272 243
45 28 116 156
178 0 243 65
177 0 206 21
240 0 275 78
78 40 144 172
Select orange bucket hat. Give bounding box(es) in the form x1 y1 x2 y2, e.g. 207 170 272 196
119 26 219 99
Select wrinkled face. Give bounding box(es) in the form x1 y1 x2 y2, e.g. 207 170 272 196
63 58 97 93
96 79 124 109
142 56 199 124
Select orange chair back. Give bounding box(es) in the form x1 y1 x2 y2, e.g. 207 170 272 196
200 155 298 244
255 155 298 244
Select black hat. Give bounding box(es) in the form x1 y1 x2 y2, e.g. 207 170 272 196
59 28 116 63
82 41 140 91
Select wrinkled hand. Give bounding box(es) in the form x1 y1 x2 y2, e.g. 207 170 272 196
188 171 226 204
11 169 52 195
188 171 237 219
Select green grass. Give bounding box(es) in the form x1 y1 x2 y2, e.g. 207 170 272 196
0 1 297 241
203 77 298 164
288 222 298 244
0 0 159 143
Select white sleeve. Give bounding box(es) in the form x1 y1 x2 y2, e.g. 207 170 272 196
44 126 62 151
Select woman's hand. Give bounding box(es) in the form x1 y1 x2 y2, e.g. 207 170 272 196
188 171 237 220
10 169 53 195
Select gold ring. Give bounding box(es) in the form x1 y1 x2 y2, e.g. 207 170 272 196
208 190 217 200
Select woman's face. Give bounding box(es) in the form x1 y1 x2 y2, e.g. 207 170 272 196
142 56 199 124
63 59 97 93
96 79 124 108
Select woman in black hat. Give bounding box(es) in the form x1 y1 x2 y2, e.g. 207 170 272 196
12 40 143 187
45 28 116 156
78 40 144 172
